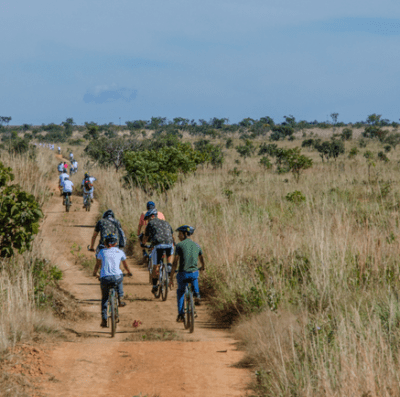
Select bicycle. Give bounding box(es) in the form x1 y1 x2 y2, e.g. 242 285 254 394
64 193 71 212
83 193 91 212
106 280 119 337
141 245 169 301
184 283 196 333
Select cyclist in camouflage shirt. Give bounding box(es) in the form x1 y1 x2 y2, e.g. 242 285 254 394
142 208 175 295
89 209 122 255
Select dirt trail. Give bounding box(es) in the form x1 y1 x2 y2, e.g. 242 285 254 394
35 166 250 396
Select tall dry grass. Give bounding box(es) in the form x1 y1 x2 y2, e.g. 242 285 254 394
79 135 400 395
0 147 59 352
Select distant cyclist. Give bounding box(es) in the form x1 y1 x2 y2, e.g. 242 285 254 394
61 175 74 205
58 146 61 154
89 209 123 255
57 162 64 174
72 160 78 174
81 172 96 202
141 209 174 296
92 233 132 328
69 152 74 161
170 225 205 322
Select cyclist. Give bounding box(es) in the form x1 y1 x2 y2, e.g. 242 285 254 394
81 172 96 202
141 208 174 296
69 152 74 161
63 161 68 171
89 209 123 255
169 225 205 322
59 170 69 194
72 160 78 174
82 175 94 209
57 162 64 174
137 201 166 236
58 146 61 154
92 233 132 328
61 175 74 205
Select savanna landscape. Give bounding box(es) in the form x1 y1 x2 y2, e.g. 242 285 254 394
1 114 400 396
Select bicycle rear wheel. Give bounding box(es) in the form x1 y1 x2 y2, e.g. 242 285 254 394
110 290 117 337
184 290 190 330
161 268 169 301
189 292 195 333
65 196 70 212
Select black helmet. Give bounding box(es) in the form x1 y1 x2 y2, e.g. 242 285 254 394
102 209 114 219
144 208 158 220
176 225 195 236
105 233 118 245
146 201 155 210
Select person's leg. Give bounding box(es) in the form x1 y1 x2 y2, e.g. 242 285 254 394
176 272 188 317
188 271 200 297
114 275 126 307
150 247 160 292
166 246 174 274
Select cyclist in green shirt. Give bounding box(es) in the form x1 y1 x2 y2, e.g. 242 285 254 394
169 225 205 322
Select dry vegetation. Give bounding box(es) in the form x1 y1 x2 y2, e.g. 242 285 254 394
77 134 400 396
0 151 60 353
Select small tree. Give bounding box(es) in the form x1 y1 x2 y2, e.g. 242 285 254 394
236 139 255 158
0 162 43 257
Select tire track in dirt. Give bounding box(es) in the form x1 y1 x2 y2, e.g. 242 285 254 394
36 171 250 396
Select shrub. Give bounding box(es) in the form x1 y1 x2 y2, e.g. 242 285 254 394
236 139 255 158
348 147 359 159
260 156 272 169
341 128 353 140
285 190 306 204
258 143 278 156
378 151 389 162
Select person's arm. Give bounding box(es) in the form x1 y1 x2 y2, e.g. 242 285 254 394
122 260 132 276
142 224 149 245
169 255 179 287
199 254 205 271
137 213 145 235
93 258 101 277
90 231 98 250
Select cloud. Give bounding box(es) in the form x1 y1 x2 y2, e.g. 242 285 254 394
83 85 138 104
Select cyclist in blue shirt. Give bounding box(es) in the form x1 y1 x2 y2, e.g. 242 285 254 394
169 225 205 322
93 233 132 328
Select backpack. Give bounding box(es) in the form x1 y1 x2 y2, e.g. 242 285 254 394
111 219 126 248
84 178 93 190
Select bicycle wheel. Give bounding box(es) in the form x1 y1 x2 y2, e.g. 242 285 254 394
154 269 161 299
65 196 70 212
110 289 117 337
184 289 190 330
161 267 169 301
189 292 195 333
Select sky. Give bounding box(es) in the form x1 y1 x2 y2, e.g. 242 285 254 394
1 0 400 126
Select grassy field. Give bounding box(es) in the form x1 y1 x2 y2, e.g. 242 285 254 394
3 129 400 395
76 133 400 396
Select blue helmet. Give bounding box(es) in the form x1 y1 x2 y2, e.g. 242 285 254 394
102 209 114 219
146 201 155 210
144 208 158 220
176 225 195 236
105 233 118 245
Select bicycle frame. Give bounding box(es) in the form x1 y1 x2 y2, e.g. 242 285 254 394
184 283 195 333
108 284 119 337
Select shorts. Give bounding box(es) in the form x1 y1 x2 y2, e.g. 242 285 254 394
151 244 174 266
62 192 72 197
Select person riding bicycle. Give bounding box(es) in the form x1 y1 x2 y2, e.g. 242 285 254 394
169 225 205 323
59 170 69 194
57 146 61 154
89 209 124 255
81 172 96 202
137 201 166 237
69 152 74 161
72 160 78 174
57 162 64 174
92 233 132 328
61 175 74 205
141 209 174 296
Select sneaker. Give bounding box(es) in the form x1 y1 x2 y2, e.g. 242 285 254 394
151 286 158 295
82 205 85 209
194 298 201 306
176 314 184 323
91 199 94 203
118 301 126 307
100 319 108 328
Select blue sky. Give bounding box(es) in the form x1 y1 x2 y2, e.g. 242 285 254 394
1 0 400 125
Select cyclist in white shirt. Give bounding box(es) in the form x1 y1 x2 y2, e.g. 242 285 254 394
72 160 78 173
59 171 69 194
58 146 61 154
92 233 132 328
57 162 64 174
62 175 74 204
69 152 74 161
